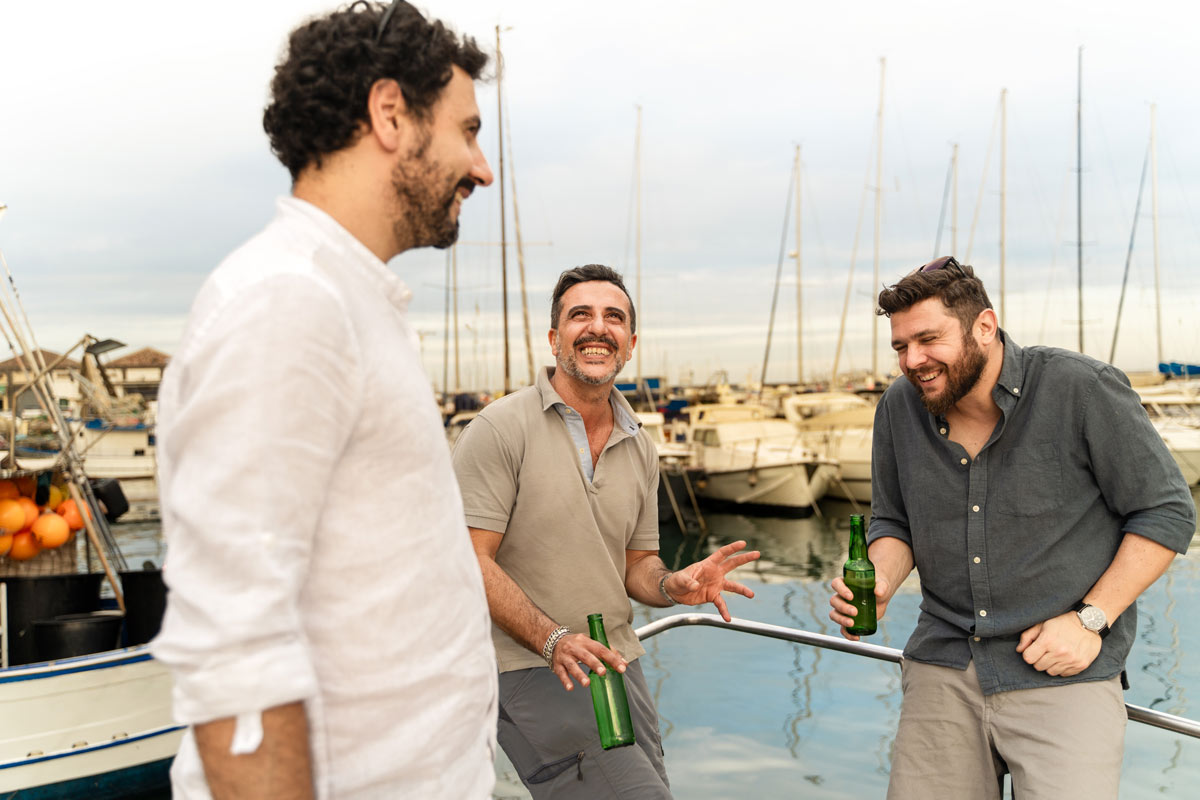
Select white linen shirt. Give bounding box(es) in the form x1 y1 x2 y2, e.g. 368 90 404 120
152 196 497 798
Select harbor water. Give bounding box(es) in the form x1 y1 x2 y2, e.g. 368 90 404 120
113 488 1200 798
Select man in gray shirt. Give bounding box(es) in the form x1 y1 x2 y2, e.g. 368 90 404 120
829 256 1195 800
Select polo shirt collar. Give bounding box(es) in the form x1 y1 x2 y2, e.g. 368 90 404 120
536 367 642 435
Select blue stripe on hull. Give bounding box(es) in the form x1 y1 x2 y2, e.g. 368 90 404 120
5 757 173 799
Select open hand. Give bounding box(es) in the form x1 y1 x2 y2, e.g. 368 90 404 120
665 540 760 622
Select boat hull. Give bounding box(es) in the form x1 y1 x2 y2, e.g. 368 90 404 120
694 462 837 513
0 647 181 796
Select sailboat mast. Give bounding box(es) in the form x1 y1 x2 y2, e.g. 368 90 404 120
1076 46 1084 354
952 143 959 255
872 57 885 382
496 25 510 394
452 245 461 391
635 104 643 389
1000 88 1007 327
794 145 803 386
1151 103 1162 367
505 110 535 386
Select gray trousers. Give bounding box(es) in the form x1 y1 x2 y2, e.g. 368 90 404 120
497 660 673 799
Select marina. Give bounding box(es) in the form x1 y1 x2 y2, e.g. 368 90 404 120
98 491 1200 800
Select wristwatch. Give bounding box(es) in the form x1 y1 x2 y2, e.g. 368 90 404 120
1073 601 1110 639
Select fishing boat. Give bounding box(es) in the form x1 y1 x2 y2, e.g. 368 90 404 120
0 208 178 798
683 404 837 515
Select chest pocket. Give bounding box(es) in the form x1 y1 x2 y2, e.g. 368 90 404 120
996 443 1062 517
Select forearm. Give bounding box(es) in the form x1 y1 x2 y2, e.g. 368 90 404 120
624 552 672 607
194 702 313 800
867 536 915 602
475 552 561 655
1083 532 1177 623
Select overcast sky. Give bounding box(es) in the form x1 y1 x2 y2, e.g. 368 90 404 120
2 0 1197 390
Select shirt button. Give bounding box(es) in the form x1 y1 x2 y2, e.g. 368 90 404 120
579 448 585 453
973 636 981 642
1013 387 1020 394
973 556 981 564
979 610 987 617
940 427 947 435
960 458 968 466
972 505 980 512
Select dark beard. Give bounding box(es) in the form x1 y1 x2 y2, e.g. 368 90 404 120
912 331 987 416
390 131 461 250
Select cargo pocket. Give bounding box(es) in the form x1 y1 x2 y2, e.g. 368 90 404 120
996 443 1061 517
526 749 585 784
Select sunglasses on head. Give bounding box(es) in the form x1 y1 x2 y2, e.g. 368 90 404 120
375 0 414 44
911 256 967 278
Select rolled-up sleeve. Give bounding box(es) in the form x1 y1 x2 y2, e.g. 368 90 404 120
151 274 358 725
1083 366 1196 553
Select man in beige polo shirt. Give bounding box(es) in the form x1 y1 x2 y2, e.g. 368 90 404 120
452 264 759 799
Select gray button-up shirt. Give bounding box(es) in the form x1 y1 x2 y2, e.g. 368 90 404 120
870 332 1196 694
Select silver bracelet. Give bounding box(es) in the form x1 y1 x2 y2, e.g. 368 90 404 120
659 572 677 606
542 625 570 665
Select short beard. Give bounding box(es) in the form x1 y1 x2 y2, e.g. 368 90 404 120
911 331 987 416
390 128 461 250
557 334 626 386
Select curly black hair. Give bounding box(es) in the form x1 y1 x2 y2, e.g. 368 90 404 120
263 1 488 180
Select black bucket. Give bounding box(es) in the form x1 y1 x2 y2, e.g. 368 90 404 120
1 573 104 666
33 612 125 661
120 568 167 645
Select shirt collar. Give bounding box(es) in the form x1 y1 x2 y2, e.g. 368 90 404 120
992 329 1025 407
277 196 414 312
535 366 642 435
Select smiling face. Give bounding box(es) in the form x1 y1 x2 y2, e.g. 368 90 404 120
890 297 989 415
391 66 493 249
549 280 636 388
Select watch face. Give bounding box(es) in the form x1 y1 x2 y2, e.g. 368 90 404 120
1078 605 1106 631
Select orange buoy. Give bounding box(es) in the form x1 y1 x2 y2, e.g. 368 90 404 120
0 499 24 534
56 499 87 531
8 530 40 560
16 497 39 529
32 512 71 549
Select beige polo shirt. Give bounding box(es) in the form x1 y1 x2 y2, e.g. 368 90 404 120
453 367 660 672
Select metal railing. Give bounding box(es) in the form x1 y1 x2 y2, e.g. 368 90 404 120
636 612 1200 739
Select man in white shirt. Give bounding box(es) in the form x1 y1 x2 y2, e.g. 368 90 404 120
151 3 498 797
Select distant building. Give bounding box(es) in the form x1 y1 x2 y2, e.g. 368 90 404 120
0 350 82 415
105 347 171 403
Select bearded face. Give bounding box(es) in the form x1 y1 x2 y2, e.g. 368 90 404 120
906 326 988 415
390 128 471 250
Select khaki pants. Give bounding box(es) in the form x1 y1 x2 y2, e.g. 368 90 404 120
888 659 1126 800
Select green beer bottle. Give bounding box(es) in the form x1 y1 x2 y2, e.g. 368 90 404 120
587 613 636 749
843 513 877 636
